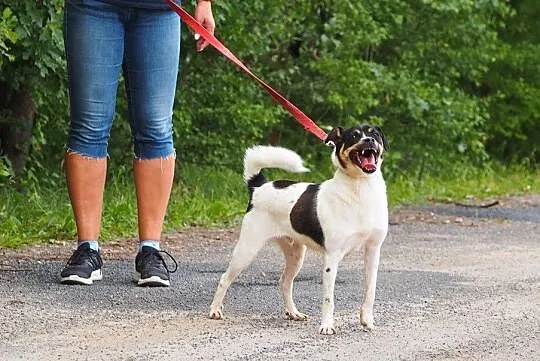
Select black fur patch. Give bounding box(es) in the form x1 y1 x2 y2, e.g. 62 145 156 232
273 180 297 189
290 184 324 247
246 172 266 213
247 172 266 190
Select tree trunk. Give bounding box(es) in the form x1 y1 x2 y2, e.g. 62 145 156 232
0 81 36 177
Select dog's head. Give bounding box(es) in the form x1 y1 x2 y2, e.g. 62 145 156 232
324 124 388 177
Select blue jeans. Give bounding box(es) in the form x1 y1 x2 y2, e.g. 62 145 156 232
64 0 180 159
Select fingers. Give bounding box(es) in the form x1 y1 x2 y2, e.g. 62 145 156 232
197 17 215 52
194 33 210 52
194 23 213 52
196 39 210 52
193 0 215 52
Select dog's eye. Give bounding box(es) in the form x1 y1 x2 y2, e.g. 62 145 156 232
367 128 379 138
352 131 361 140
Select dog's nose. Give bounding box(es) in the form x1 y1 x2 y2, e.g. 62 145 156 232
364 137 375 143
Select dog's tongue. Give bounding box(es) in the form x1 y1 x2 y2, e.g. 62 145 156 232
360 153 376 171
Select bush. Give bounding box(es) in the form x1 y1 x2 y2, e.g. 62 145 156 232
0 0 537 184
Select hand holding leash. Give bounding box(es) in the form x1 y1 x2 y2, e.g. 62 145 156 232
193 0 215 52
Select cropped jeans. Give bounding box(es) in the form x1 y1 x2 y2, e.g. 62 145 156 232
64 0 180 159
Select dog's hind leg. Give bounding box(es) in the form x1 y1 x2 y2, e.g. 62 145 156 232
209 213 272 320
319 251 344 335
276 237 308 321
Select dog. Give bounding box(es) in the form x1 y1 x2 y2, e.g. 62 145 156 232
209 124 389 335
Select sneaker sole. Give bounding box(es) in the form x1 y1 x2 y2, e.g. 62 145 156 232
132 272 170 287
60 269 103 285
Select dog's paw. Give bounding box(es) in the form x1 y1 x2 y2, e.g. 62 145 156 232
361 322 374 331
319 324 336 335
359 311 374 331
285 310 308 321
209 307 224 320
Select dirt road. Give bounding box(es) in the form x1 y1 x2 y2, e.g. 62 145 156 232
1 195 539 360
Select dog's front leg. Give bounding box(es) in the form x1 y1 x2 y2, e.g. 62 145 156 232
360 241 382 330
319 252 342 335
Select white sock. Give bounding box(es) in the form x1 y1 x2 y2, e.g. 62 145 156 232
139 240 160 252
78 240 99 251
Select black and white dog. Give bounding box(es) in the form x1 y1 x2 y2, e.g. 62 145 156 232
209 124 389 335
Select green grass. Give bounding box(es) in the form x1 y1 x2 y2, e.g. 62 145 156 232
387 165 539 207
0 163 538 248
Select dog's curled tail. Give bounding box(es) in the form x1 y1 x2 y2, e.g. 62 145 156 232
243 146 309 184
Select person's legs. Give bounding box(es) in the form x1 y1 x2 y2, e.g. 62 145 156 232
134 157 175 242
60 0 125 285
66 155 107 243
123 8 180 286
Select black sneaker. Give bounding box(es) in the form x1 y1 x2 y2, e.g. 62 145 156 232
59 243 103 285
133 246 178 287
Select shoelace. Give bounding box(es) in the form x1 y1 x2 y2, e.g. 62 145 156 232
142 249 178 274
67 247 98 266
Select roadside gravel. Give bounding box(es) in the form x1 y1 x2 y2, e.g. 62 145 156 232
0 194 538 361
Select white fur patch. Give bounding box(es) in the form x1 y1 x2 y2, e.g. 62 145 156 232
243 146 309 183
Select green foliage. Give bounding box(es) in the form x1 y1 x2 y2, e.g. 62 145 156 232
0 7 18 65
481 0 540 165
175 0 534 178
0 1 68 183
0 1 65 87
1 162 538 248
0 154 13 179
0 164 246 247
389 164 539 207
1 0 537 179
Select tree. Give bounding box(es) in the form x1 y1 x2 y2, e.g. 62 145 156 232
177 0 516 177
481 0 540 166
0 1 66 180
1 0 535 185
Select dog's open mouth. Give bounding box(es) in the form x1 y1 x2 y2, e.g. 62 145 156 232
351 148 379 173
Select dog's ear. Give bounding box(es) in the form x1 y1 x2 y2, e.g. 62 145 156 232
325 127 343 148
375 126 389 151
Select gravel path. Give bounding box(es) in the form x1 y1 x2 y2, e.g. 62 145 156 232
0 194 538 361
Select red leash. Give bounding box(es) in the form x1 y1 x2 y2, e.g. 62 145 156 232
167 0 328 142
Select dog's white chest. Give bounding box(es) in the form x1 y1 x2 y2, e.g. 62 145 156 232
318 172 388 249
